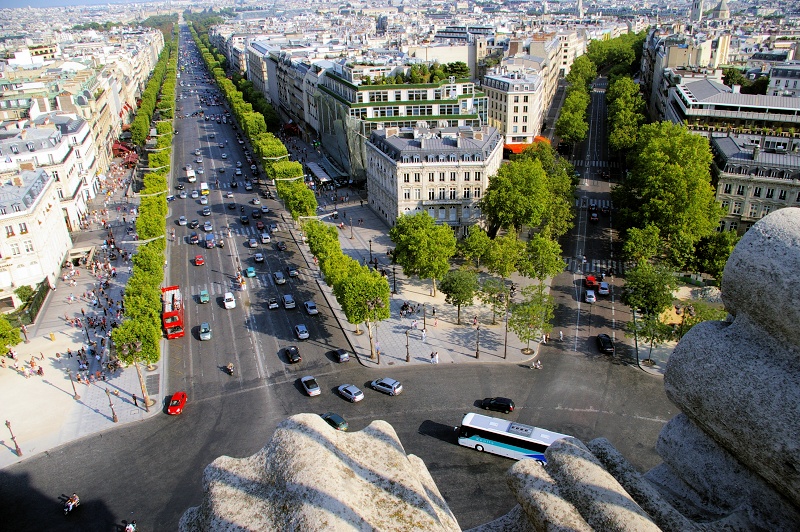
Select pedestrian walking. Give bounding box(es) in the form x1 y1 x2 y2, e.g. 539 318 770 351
472 316 478 327
432 308 436 317
559 330 564 342
132 394 138 407
430 352 435 364
434 317 438 327
434 352 439 364
421 328 427 341
541 334 547 344
412 319 418 329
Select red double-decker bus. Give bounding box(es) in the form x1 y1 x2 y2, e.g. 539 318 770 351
161 285 185 339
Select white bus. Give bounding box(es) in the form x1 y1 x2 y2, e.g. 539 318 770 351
457 412 571 463
200 182 209 195
185 169 197 183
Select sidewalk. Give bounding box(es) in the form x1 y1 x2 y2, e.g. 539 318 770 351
0 163 162 470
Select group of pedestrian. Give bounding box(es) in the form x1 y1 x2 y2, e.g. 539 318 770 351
429 351 439 364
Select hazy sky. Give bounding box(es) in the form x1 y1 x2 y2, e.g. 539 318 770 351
0 0 141 9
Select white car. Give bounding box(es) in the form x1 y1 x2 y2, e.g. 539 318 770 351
178 216 187 226
261 205 270 213
196 157 203 164
226 191 234 198
221 153 228 159
304 301 318 315
197 167 204 174
273 271 286 285
200 196 208 205
585 290 597 303
191 190 199 199
254 252 264 263
337 384 364 403
203 221 213 232
223 292 236 309
252 197 260 205
179 191 188 199
236 161 242 168
300 376 321 397
260 233 271 244
294 324 310 340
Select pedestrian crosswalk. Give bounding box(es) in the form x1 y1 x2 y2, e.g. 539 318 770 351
186 270 311 296
575 198 613 210
563 257 634 276
571 160 622 168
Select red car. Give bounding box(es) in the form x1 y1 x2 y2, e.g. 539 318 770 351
166 391 187 415
195 255 205 266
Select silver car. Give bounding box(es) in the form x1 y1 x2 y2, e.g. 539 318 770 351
370 377 403 396
300 376 320 397
337 384 364 403
304 301 318 315
294 324 309 340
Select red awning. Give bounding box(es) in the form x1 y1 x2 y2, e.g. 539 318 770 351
504 143 531 154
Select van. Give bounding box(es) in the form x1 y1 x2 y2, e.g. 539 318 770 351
205 233 215 249
282 294 296 309
200 182 210 195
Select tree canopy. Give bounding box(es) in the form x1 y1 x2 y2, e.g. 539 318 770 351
389 212 456 296
439 269 478 324
613 121 722 269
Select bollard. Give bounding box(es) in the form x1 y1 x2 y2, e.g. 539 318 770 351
49 332 56 342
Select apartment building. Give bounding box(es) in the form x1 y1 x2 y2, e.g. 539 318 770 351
482 68 545 149
710 133 800 235
365 125 503 233
0 113 99 232
769 61 800 97
0 168 72 308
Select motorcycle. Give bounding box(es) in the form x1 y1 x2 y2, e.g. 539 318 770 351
125 520 137 532
240 206 245 212
225 363 234 376
218 240 225 248
63 494 80 515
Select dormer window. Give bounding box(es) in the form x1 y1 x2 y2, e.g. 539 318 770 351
10 145 18 154
26 142 34 151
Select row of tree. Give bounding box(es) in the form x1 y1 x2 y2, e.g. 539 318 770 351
110 38 178 367
555 56 597 145
360 62 472 86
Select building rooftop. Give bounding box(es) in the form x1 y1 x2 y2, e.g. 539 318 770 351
370 126 501 161
0 168 50 214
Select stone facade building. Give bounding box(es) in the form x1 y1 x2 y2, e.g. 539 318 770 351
365 125 502 233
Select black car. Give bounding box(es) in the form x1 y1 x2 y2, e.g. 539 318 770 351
275 241 287 252
286 265 299 277
189 219 200 229
240 215 249 225
228 202 236 210
230 181 238 188
481 397 515 414
252 210 261 219
285 346 301 364
176 183 185 190
596 334 615 355
189 232 199 244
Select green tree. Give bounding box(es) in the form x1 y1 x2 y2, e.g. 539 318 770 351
478 277 507 325
480 158 552 236
389 212 457 296
566 56 597 88
692 230 739 281
625 312 673 363
445 61 471 78
613 121 723 269
336 269 390 359
555 109 589 145
623 224 661 263
485 232 526 280
439 269 479 324
0 316 21 349
621 261 677 317
518 235 565 282
460 225 491 268
14 285 35 304
508 284 555 353
679 301 728 338
722 67 748 88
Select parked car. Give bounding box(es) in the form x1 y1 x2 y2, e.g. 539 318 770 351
370 377 403 396
596 334 615 355
166 391 188 415
294 324 310 340
300 376 320 397
285 346 301 363
481 397 515 414
320 412 348 431
337 384 364 403
304 301 318 315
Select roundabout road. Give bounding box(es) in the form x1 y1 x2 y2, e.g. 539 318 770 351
2 352 674 531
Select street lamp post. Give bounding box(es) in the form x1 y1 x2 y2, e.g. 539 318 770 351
423 303 427 329
405 329 410 362
368 240 373 264
349 217 354 240
475 325 481 359
5 420 22 456
105 388 119 423
392 265 397 294
20 323 29 343
503 293 510 360
68 370 80 400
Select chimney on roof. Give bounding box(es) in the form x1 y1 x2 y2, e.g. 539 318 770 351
12 176 23 187
732 84 741 93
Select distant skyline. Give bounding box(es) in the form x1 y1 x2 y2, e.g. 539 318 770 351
0 0 148 9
